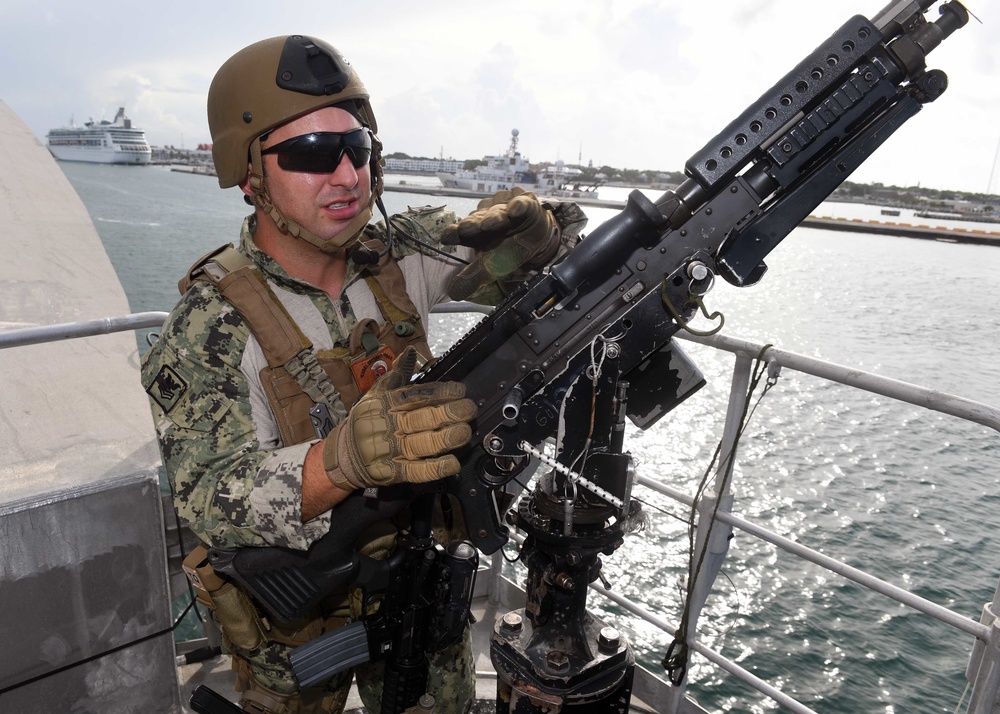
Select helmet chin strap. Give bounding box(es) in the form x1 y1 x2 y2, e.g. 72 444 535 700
247 138 374 254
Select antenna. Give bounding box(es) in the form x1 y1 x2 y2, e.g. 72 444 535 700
988 135 1000 196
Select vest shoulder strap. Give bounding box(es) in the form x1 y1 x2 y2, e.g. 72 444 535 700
179 244 309 368
359 238 423 326
178 243 243 295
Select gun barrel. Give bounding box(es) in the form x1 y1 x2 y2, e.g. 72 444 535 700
912 1 969 51
684 15 882 190
502 387 524 423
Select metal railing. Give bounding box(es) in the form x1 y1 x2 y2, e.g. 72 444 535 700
3 308 998 713
0 311 169 349
596 331 1000 713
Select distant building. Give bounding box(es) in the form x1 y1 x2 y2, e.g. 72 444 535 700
385 157 463 173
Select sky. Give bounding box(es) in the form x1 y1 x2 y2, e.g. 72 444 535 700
2 0 998 194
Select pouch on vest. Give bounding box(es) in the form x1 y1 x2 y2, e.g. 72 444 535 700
183 545 268 652
183 243 430 447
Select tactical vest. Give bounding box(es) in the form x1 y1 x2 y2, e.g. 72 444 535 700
176 242 459 694
179 242 432 446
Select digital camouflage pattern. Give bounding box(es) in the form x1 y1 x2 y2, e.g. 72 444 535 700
356 627 475 713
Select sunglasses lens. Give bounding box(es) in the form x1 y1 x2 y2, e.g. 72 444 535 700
264 130 372 173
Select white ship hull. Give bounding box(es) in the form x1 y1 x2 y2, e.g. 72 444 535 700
437 128 600 199
436 172 536 194
48 144 151 165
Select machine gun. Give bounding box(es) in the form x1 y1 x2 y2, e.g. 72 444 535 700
430 0 970 556
207 2 970 711
412 1 971 709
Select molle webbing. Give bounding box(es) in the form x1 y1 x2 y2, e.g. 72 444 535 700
215 261 310 369
179 243 430 445
181 245 349 430
364 247 425 341
182 244 306 366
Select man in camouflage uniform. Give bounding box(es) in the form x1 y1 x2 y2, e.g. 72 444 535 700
141 35 585 714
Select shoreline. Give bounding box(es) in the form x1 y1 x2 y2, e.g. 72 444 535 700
801 215 1000 247
168 167 1000 247
383 182 1000 247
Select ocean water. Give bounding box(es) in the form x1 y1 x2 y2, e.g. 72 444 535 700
60 163 1000 713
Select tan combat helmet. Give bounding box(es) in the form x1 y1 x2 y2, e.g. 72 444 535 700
207 35 384 252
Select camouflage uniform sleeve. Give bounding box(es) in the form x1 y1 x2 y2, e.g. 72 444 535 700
141 283 329 550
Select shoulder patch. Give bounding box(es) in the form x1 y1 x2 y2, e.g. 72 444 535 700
147 365 188 413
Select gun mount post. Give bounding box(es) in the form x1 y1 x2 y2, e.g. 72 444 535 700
492 345 641 711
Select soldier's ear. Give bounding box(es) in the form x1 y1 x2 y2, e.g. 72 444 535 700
240 163 254 205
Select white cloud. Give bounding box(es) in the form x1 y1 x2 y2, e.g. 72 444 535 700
4 0 997 193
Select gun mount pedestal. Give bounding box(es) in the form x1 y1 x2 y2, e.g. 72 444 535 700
490 512 636 712
491 351 638 712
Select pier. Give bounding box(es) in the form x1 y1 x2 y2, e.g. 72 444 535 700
802 215 1000 247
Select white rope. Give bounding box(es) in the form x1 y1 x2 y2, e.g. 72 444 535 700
517 440 624 510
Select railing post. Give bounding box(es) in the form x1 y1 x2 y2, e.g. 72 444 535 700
664 350 753 709
966 577 1000 713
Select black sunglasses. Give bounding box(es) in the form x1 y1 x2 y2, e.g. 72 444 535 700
260 128 372 173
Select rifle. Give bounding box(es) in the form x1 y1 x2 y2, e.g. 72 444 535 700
287 493 478 710
208 490 477 714
206 0 970 707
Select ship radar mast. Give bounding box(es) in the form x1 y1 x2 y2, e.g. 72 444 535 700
508 128 519 158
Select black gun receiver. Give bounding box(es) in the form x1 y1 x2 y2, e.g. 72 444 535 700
425 0 971 555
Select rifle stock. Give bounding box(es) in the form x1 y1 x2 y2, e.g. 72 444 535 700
208 484 424 621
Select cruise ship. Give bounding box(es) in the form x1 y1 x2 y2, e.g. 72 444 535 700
46 106 151 165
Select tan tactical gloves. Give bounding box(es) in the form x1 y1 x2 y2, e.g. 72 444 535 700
441 187 560 302
322 347 477 489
